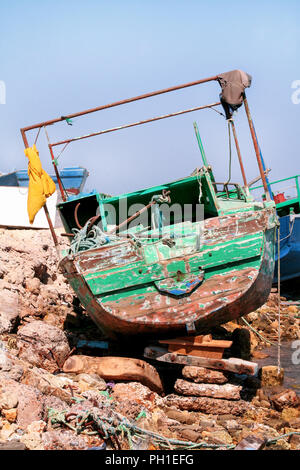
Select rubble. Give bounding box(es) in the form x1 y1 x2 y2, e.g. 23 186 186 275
17 321 71 372
181 366 228 384
0 289 19 334
174 379 242 400
0 227 298 450
270 389 300 411
261 366 284 387
17 383 45 429
163 395 249 416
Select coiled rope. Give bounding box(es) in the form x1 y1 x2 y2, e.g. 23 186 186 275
70 221 119 254
47 407 234 450
47 406 300 450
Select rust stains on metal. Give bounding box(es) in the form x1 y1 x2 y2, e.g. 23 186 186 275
20 74 219 134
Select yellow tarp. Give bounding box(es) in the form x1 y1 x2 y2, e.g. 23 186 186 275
24 144 56 224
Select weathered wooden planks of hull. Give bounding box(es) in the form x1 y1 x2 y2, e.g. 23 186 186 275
59 207 276 339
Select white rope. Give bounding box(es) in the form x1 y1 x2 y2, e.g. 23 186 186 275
225 120 232 185
196 168 203 202
280 215 295 242
277 224 281 375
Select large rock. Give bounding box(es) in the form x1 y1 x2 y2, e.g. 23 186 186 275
181 366 228 384
174 379 241 400
17 384 45 429
0 341 12 372
202 429 233 446
25 278 41 294
17 321 70 372
0 440 27 450
2 408 17 423
270 389 300 411
75 373 107 393
42 430 88 450
163 394 248 416
21 431 44 450
21 367 74 404
0 389 19 409
0 289 19 333
113 382 160 407
260 366 284 387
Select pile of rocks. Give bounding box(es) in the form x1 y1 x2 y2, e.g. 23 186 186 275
0 228 74 330
240 293 300 351
0 228 105 347
0 324 299 450
158 364 300 450
0 227 299 450
165 366 248 416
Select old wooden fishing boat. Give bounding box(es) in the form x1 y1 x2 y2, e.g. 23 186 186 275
20 70 277 340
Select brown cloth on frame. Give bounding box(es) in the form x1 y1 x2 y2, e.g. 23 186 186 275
217 69 252 108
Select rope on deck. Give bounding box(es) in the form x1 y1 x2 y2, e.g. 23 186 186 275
70 221 119 254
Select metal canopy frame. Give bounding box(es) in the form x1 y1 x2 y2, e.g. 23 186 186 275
20 72 272 245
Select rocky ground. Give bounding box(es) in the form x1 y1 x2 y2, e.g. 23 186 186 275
0 227 299 450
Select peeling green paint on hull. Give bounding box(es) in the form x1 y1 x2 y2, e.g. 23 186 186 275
60 203 277 339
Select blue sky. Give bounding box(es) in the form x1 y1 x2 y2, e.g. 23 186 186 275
0 0 299 195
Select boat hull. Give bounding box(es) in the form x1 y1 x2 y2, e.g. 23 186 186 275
60 208 276 339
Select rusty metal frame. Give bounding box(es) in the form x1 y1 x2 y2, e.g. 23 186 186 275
20 72 271 245
243 96 271 201
48 101 221 149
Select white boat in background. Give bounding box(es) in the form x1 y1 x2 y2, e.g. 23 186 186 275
0 166 89 229
0 186 58 229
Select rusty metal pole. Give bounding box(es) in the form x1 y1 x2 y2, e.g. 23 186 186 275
48 144 67 202
20 129 59 247
50 102 222 149
42 126 67 202
20 75 218 135
109 192 169 234
229 120 249 195
243 96 271 201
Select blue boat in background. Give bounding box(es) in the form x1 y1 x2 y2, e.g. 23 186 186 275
252 174 300 283
0 171 19 186
0 166 89 196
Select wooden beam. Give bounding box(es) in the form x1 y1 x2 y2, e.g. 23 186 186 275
144 345 258 376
